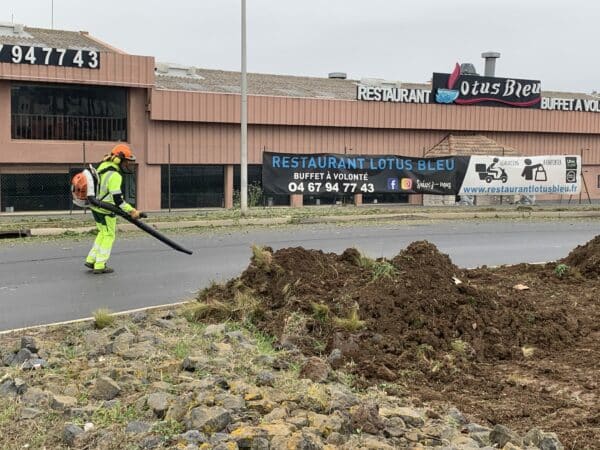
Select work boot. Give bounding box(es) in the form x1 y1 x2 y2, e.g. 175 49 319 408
93 267 114 274
84 262 94 270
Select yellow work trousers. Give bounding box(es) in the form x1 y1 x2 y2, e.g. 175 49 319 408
86 211 117 270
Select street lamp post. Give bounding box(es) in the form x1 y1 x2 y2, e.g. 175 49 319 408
240 0 248 215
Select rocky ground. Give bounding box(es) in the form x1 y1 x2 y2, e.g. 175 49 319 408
2 236 599 449
0 309 562 450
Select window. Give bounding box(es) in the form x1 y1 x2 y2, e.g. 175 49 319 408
161 165 224 208
0 173 71 211
234 164 289 206
11 83 127 141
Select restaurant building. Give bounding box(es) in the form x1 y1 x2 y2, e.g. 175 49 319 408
1 23 599 211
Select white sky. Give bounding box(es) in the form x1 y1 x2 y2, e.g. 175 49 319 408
5 0 598 92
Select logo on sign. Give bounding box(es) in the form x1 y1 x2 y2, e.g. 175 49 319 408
566 170 577 183
387 178 399 190
401 178 413 190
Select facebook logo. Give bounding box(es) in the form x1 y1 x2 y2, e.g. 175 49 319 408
387 178 399 190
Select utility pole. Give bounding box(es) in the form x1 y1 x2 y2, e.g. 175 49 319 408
240 0 248 215
51 0 54 29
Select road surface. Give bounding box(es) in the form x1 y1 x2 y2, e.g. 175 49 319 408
0 219 597 331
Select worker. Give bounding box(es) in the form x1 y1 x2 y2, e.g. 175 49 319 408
85 144 143 274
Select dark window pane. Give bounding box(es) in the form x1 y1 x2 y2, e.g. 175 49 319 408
1 173 71 211
161 165 224 208
11 82 127 141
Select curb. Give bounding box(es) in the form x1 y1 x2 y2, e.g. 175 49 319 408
0 300 192 336
7 209 600 237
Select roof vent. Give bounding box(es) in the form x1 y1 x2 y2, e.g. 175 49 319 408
328 72 347 80
154 62 204 79
0 22 31 38
460 63 478 76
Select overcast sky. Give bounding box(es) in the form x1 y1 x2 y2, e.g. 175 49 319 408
5 0 598 92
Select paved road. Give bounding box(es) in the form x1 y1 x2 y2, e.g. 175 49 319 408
1 219 597 331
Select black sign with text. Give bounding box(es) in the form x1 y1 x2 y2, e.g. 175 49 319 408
263 151 470 195
432 64 541 108
0 44 100 69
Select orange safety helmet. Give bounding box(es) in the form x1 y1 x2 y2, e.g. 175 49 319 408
110 144 136 162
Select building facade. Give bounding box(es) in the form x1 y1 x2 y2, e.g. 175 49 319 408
1 23 600 212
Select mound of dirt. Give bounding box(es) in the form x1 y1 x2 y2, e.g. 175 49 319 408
199 239 600 448
563 235 600 278
203 241 587 384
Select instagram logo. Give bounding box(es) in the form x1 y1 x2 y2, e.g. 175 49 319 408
401 178 413 190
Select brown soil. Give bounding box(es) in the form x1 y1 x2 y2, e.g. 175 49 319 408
201 240 600 449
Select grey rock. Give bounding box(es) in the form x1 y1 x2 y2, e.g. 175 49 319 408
92 376 121 400
326 348 343 369
12 348 33 365
21 358 47 370
2 352 14 366
383 416 406 438
182 356 210 372
489 424 523 448
110 326 132 338
147 391 173 419
122 341 156 360
328 385 359 411
20 407 42 420
51 394 77 411
464 422 492 433
177 429 208 444
447 407 468 425
210 432 231 444
21 336 39 353
13 378 27 394
69 406 98 419
131 311 148 323
186 406 231 433
126 420 152 434
139 436 162 449
21 387 48 407
256 370 276 387
216 393 246 411
63 423 84 447
155 318 176 329
524 428 564 450
0 379 18 398
109 332 136 355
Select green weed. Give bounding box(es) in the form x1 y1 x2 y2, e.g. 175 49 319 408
93 308 115 329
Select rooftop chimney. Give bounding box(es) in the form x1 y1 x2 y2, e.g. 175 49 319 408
481 51 501 77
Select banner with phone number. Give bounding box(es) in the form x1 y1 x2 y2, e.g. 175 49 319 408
262 151 581 196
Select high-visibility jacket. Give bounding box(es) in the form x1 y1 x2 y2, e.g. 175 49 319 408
90 160 135 216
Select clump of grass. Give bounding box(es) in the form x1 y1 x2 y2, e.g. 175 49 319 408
371 260 398 281
152 419 184 439
186 289 263 324
521 346 536 358
333 302 365 332
554 263 569 278
311 302 330 323
450 339 467 355
353 250 397 281
93 308 115 329
173 341 191 359
89 402 138 427
251 244 273 268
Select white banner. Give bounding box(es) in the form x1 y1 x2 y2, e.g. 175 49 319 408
458 155 580 196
